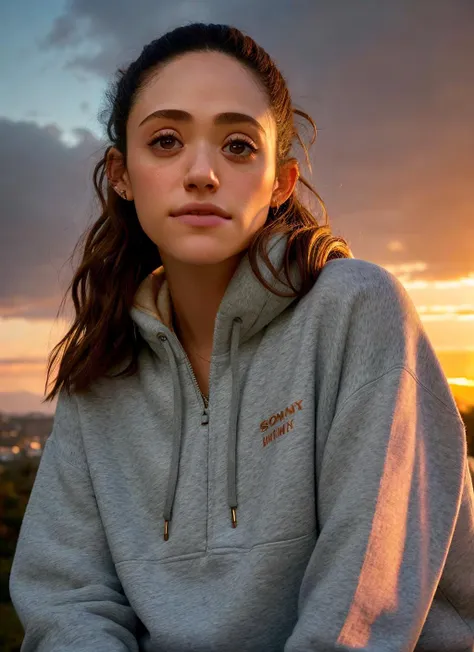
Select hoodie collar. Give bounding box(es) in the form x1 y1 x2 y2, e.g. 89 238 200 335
130 232 300 356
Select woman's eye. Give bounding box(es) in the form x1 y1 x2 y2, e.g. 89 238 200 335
149 134 180 151
224 138 257 158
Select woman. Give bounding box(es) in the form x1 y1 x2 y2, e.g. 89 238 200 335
10 22 474 651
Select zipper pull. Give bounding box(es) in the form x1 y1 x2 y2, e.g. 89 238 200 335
201 409 209 425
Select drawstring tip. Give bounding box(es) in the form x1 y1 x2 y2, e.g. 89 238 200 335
231 507 237 528
164 519 169 541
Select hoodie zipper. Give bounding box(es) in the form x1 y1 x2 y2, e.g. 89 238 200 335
168 332 209 423
187 361 209 424
179 344 210 550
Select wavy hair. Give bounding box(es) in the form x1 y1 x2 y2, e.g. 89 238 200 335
44 22 353 403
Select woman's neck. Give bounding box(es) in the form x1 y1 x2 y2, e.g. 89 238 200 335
162 253 242 358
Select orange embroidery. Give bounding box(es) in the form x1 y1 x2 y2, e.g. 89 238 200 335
260 400 303 448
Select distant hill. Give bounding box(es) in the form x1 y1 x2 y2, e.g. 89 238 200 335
0 392 56 417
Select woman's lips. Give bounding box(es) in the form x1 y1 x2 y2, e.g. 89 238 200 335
172 214 230 227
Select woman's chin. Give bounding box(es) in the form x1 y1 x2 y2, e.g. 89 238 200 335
163 235 246 267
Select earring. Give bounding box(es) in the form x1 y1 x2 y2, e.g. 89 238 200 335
114 186 127 200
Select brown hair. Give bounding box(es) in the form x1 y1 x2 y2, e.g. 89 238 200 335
43 22 353 404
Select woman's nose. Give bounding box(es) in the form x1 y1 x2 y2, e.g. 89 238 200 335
183 146 220 191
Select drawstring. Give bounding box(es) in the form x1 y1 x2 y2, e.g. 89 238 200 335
227 318 242 529
160 317 242 541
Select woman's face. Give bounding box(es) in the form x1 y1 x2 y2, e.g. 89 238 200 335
110 51 297 267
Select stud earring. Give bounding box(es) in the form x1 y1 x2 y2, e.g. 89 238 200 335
114 186 127 200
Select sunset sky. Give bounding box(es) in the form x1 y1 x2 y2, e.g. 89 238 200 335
0 0 473 414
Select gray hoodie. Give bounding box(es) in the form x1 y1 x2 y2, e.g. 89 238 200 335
10 234 474 651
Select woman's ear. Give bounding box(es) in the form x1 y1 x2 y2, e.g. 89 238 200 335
272 158 299 206
105 147 134 200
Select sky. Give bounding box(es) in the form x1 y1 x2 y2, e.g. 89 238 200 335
0 0 473 414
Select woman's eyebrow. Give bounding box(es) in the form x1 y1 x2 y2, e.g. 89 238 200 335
138 108 266 136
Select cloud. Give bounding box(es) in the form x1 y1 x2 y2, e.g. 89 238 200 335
387 241 405 253
39 0 218 77
39 0 404 78
0 358 46 366
40 13 83 49
0 118 104 320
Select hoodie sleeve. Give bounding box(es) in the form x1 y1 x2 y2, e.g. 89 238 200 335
284 265 471 651
9 389 139 651
283 366 468 651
